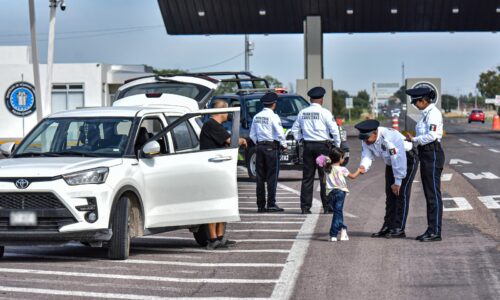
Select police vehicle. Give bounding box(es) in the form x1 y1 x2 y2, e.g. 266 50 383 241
0 85 240 260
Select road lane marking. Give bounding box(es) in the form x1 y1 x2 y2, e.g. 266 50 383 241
471 143 481 147
478 195 500 209
489 149 500 153
239 201 298 204
270 184 321 299
235 221 303 224
449 159 472 165
4 253 284 268
239 207 302 211
443 197 473 211
139 236 296 242
459 139 468 142
239 192 297 195
0 268 278 284
131 247 291 254
0 286 270 300
239 213 305 217
463 172 500 180
228 229 299 233
239 197 300 199
441 174 453 181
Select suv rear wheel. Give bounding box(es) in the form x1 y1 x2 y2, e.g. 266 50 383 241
108 196 131 260
0 246 4 258
246 147 257 180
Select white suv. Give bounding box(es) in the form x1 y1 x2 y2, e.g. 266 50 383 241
0 93 240 260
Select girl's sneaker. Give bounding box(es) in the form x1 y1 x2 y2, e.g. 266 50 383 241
329 237 338 242
340 229 349 241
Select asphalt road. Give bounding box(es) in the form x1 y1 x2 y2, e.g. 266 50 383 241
0 120 498 299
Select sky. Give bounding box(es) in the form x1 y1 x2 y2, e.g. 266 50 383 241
0 0 499 97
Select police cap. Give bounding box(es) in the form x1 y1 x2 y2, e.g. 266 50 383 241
354 119 380 140
260 92 278 105
307 86 326 100
406 86 436 104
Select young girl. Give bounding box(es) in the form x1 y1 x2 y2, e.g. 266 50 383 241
317 148 365 242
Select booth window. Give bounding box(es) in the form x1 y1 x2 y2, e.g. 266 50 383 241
51 84 84 113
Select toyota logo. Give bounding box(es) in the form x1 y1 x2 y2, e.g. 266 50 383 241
15 179 30 189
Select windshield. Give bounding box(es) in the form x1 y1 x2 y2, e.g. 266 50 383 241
14 117 133 158
246 96 309 118
117 81 211 102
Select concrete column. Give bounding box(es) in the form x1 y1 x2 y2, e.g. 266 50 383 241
297 16 334 112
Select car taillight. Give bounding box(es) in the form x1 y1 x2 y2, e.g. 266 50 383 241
146 93 162 98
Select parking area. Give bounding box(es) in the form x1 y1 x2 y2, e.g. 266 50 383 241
0 168 315 299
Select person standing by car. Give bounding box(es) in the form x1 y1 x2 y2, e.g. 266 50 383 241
249 92 287 213
291 87 341 214
200 99 247 250
404 87 445 242
355 119 419 238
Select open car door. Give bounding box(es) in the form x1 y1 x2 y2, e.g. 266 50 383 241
139 107 241 229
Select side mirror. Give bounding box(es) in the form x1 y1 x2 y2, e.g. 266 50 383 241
0 142 16 156
141 141 161 158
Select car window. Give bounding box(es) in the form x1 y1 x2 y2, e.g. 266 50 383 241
15 118 133 157
166 116 199 152
136 118 168 155
118 82 211 102
246 95 309 118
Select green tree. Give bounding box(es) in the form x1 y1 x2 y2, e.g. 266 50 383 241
477 66 500 98
394 86 407 104
441 94 458 112
354 90 370 109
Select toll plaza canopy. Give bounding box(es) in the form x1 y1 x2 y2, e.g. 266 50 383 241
158 0 500 35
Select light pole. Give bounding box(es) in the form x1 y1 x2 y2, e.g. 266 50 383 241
28 0 43 122
244 35 254 72
46 0 65 116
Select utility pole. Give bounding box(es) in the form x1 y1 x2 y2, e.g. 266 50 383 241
28 0 43 122
244 35 254 72
401 62 405 86
46 0 62 116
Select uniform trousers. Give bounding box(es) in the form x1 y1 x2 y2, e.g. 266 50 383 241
383 149 419 230
256 142 280 208
300 141 331 210
418 142 445 235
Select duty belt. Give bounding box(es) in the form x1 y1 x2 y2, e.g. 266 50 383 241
417 140 442 152
257 141 279 146
303 140 331 145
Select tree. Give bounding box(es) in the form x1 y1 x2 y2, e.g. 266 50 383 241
441 94 458 112
477 66 500 98
153 68 188 75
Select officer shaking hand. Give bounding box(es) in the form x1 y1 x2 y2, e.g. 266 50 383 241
249 92 287 213
405 87 445 242
291 87 341 214
355 119 419 239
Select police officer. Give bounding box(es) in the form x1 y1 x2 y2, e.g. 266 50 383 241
249 92 287 213
291 87 341 214
355 120 419 238
405 87 444 242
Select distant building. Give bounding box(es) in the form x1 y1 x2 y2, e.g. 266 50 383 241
0 46 153 141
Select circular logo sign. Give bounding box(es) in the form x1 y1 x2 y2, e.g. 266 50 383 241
409 81 440 107
4 82 36 117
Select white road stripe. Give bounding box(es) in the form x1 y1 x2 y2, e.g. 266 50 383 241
236 221 303 224
441 173 453 181
238 197 300 199
239 213 305 217
471 143 481 147
459 138 468 142
132 247 290 254
139 236 296 242
0 286 268 300
239 193 296 195
489 149 500 153
271 184 321 299
239 207 302 210
239 201 299 204
0 268 278 284
4 253 284 268
228 229 299 233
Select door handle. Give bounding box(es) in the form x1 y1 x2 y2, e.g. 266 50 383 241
208 156 232 162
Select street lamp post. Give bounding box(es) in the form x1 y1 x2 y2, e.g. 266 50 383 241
28 0 43 122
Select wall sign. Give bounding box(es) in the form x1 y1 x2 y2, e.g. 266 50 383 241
4 81 36 117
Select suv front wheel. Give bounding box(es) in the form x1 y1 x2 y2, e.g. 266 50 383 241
108 196 131 260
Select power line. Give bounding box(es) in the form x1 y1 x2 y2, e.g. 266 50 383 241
189 52 245 71
0 25 163 38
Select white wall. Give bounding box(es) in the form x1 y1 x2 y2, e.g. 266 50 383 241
0 63 151 139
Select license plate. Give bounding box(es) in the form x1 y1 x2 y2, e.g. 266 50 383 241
10 211 37 226
280 155 289 161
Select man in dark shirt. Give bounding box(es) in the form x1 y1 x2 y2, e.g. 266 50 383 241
200 99 247 250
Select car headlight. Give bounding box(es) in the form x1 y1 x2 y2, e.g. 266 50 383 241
63 167 109 186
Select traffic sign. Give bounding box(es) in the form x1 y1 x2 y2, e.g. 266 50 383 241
345 97 353 109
